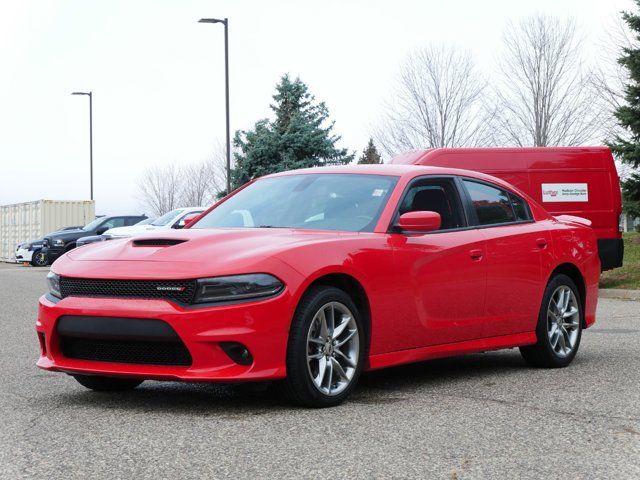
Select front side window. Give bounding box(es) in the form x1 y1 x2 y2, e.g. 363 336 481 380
101 218 126 229
397 178 465 230
463 180 529 226
193 174 398 232
81 218 105 232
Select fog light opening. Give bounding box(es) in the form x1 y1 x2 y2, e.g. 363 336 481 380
37 332 47 356
220 342 253 366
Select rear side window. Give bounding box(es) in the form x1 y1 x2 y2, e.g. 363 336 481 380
463 180 526 226
508 193 531 221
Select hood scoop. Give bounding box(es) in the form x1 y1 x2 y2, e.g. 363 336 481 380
132 238 188 247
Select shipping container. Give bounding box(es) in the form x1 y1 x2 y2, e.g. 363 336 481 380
0 200 95 262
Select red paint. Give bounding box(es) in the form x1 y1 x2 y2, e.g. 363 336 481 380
36 164 600 383
398 211 441 232
391 147 622 242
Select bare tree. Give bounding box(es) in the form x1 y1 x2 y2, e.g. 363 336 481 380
137 164 184 216
493 14 602 147
181 161 225 207
374 44 492 158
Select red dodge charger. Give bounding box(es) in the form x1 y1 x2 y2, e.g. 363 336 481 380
37 165 599 407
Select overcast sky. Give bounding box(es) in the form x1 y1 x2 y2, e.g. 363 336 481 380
0 0 633 215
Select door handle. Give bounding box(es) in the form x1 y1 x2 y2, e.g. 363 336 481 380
536 238 548 249
469 249 483 260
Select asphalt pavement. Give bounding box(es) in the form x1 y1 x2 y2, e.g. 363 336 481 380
1 262 638 479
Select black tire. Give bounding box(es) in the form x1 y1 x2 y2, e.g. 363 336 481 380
72 374 144 392
520 273 583 368
31 250 48 267
281 286 365 408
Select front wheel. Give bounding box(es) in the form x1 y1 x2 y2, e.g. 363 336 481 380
73 374 144 392
282 286 364 407
520 274 583 368
31 251 48 267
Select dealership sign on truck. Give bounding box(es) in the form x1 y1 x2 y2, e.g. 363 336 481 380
541 183 589 203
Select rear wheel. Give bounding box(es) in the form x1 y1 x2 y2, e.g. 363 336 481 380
72 374 143 392
520 274 583 368
282 286 364 407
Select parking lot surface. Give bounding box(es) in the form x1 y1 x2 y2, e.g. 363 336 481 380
1 262 639 479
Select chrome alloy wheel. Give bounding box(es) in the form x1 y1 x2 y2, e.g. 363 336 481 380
547 286 580 358
306 301 359 396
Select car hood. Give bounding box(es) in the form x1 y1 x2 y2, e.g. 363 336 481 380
45 229 87 241
57 228 358 279
105 225 164 236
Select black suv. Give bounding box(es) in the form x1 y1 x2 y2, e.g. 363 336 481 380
41 215 147 264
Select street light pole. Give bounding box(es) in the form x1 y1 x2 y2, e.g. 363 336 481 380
198 17 231 194
71 91 93 201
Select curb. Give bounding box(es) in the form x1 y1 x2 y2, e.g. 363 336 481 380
599 289 640 301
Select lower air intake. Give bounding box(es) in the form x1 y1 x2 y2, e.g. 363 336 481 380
60 337 192 366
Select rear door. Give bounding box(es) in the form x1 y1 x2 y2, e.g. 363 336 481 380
460 179 550 336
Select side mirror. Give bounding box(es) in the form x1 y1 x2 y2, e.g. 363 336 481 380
175 213 200 229
397 211 441 233
95 227 108 235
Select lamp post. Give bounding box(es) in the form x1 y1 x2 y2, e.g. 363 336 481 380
198 17 231 194
71 91 93 201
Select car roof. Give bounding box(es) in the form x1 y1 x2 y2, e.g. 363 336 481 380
264 163 515 186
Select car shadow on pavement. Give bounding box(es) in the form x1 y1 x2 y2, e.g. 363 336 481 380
47 350 541 413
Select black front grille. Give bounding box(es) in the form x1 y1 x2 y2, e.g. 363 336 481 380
59 277 197 304
60 336 192 366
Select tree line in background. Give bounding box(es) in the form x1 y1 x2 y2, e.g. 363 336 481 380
138 7 640 216
137 143 226 216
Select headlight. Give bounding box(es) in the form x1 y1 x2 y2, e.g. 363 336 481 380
53 239 65 247
193 273 283 304
47 272 61 298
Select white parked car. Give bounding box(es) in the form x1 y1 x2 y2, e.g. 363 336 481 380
15 239 47 266
105 207 205 237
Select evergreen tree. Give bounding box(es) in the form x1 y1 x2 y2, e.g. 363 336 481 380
623 173 640 219
232 75 353 187
610 1 640 169
357 138 383 164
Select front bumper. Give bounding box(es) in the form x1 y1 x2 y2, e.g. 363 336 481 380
15 248 33 263
36 292 294 382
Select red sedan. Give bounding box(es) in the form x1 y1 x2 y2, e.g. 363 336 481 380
37 165 599 407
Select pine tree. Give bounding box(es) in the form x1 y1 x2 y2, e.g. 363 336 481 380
357 138 383 164
232 75 353 187
610 2 640 208
623 173 640 219
610 1 640 168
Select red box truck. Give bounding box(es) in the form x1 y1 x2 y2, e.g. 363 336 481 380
391 147 623 270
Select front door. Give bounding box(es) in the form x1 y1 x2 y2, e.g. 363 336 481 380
389 177 487 349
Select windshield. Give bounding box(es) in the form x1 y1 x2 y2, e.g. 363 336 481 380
151 210 181 226
135 217 155 225
193 174 398 232
82 218 105 232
